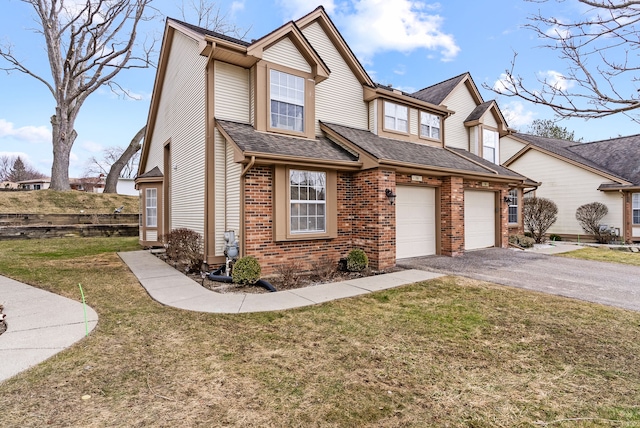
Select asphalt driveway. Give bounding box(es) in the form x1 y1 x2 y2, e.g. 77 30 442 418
397 248 640 312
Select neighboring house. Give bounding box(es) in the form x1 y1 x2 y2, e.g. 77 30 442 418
116 178 138 196
70 175 106 193
137 7 533 274
0 181 18 189
502 133 640 243
18 178 50 190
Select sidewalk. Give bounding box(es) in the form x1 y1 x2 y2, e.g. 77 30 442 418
0 276 98 383
118 251 444 313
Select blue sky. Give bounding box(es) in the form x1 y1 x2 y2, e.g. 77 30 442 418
0 0 636 178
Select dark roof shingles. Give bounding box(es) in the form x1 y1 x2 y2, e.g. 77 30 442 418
568 135 640 185
216 120 358 162
411 73 468 105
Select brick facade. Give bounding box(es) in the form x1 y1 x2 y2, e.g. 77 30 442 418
243 165 512 276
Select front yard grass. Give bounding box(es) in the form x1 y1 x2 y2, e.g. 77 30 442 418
558 246 640 267
1 237 640 427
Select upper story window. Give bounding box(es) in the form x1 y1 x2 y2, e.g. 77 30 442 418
483 128 499 164
384 101 408 133
270 69 304 133
420 112 441 140
633 193 640 224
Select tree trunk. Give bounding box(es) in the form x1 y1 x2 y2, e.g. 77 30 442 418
103 125 146 193
49 112 77 191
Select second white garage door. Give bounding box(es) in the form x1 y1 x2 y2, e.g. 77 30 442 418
464 190 495 250
396 186 436 258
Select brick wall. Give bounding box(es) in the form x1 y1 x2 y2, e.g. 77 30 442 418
441 176 464 256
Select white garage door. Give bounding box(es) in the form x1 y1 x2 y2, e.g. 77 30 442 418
396 186 436 258
464 190 495 250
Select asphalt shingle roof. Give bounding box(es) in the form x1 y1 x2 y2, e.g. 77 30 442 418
465 101 494 123
513 133 635 184
216 120 358 162
411 73 469 105
322 122 524 178
137 166 163 179
169 18 250 46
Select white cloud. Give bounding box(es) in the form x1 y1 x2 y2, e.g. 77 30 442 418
545 23 571 40
540 70 574 91
230 1 245 15
0 119 51 143
278 0 459 64
500 101 536 129
393 64 406 75
0 151 32 163
492 73 518 95
82 141 104 153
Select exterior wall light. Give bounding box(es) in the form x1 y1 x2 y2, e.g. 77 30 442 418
504 195 514 204
385 188 397 205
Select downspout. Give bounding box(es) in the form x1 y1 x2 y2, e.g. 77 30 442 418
239 156 256 259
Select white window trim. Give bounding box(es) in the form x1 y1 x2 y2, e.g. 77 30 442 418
420 111 441 141
508 189 518 224
482 128 499 164
270 69 305 133
289 170 326 234
145 188 157 228
633 193 640 225
384 101 408 133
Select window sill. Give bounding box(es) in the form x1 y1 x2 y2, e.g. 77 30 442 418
276 232 336 242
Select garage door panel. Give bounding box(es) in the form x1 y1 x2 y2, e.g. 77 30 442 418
396 186 436 258
464 190 495 250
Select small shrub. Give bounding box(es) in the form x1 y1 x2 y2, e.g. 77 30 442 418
509 234 535 248
576 202 609 244
346 249 368 272
232 256 261 285
311 255 336 281
275 259 305 288
162 228 203 273
523 197 558 243
549 234 562 241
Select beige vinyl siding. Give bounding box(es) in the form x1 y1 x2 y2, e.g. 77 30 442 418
470 126 479 156
442 86 476 150
214 129 226 257
500 135 527 164
250 67 255 126
146 30 207 236
147 230 158 242
214 61 250 123
409 108 418 136
509 150 624 235
213 130 242 257
262 37 312 73
369 100 377 134
225 142 242 242
633 227 640 238
483 112 499 128
302 22 368 135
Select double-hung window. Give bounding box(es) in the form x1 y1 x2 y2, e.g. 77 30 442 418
290 170 326 234
384 101 408 133
633 193 640 224
508 189 518 224
483 128 499 163
270 69 304 133
420 112 441 140
146 188 157 227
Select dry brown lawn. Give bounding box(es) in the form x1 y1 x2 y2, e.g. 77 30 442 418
0 190 138 214
559 246 640 267
0 237 639 427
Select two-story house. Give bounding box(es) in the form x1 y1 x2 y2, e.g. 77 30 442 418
137 6 533 274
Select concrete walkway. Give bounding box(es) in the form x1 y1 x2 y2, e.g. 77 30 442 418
118 251 443 313
0 276 98 383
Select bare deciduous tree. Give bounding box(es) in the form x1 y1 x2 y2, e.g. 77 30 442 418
0 0 155 191
576 202 609 243
179 0 250 38
523 196 558 243
103 125 145 193
0 155 46 182
487 0 640 123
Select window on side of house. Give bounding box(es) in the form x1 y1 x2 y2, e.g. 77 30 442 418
146 188 157 227
508 189 518 224
270 69 305 133
420 111 441 140
482 128 499 163
633 193 640 224
384 101 408 133
290 170 326 234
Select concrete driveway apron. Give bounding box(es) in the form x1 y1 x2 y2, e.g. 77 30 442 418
398 247 640 312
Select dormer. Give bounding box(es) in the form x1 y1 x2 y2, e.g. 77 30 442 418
464 100 509 164
363 85 452 147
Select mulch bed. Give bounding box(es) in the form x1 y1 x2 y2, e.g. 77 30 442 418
153 251 403 294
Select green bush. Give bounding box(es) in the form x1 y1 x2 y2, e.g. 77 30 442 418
346 249 368 272
232 256 261 285
509 234 535 248
550 234 562 241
